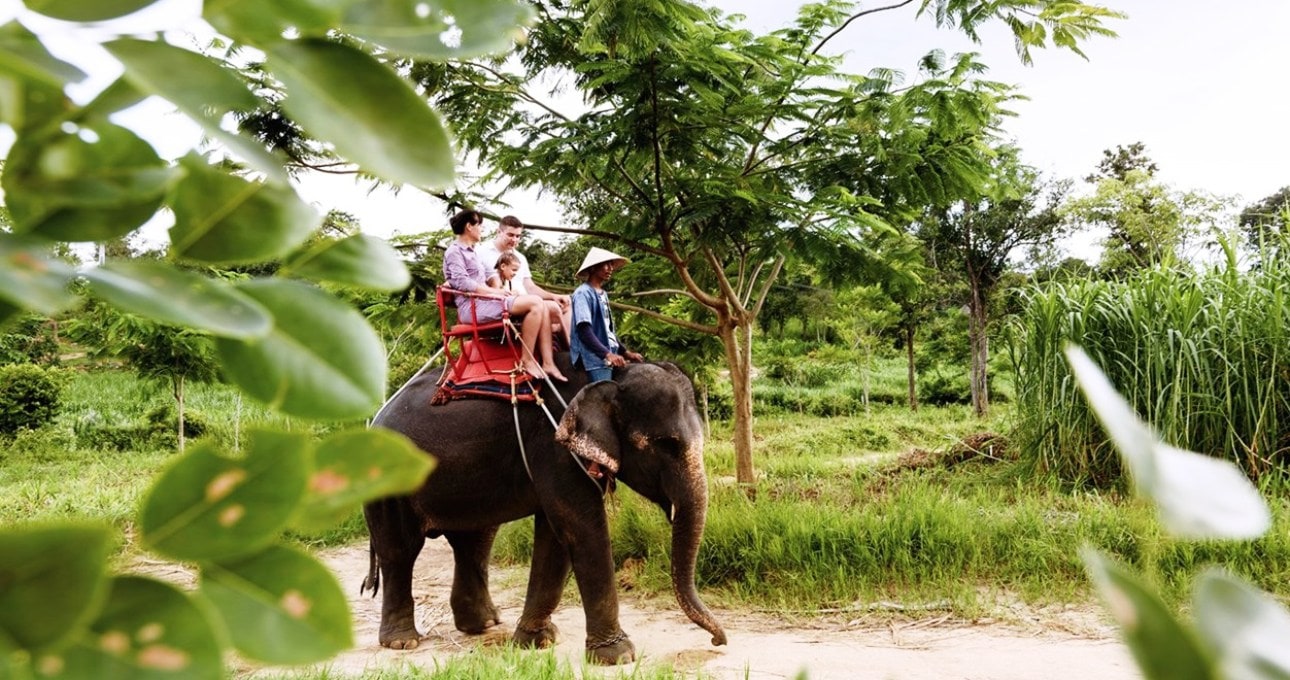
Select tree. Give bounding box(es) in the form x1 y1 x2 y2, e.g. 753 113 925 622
920 153 1071 417
1239 185 1290 254
1084 141 1158 183
418 0 1121 486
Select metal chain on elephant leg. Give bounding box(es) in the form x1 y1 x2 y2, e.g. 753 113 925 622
585 630 629 650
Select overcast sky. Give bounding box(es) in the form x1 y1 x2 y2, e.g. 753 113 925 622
3 0 1287 251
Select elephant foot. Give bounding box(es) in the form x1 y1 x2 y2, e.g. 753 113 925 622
378 622 423 650
585 631 635 666
512 621 559 649
454 605 502 635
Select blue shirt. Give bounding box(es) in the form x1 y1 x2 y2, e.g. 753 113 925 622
569 283 619 371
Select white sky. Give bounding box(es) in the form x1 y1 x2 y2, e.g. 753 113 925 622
2 0 1287 254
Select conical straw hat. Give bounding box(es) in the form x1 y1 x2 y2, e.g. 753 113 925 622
576 247 630 277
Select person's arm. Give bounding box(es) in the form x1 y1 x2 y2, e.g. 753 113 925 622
442 247 479 293
524 278 570 308
575 322 613 358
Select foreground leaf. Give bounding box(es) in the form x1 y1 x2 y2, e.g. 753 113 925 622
0 22 87 88
267 39 454 187
216 279 387 420
1082 548 1214 680
1064 344 1271 539
83 260 272 339
1193 570 1290 680
2 121 172 240
24 0 160 22
169 155 319 264
104 39 286 180
139 432 311 562
281 234 412 291
201 545 352 664
0 524 114 652
55 576 222 680
203 0 338 47
0 234 77 314
340 0 533 59
294 428 434 532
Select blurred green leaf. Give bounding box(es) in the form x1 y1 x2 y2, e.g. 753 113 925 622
83 260 272 339
1083 548 1214 680
1065 345 1271 539
294 428 434 532
103 38 287 180
200 545 352 664
24 0 160 22
55 576 222 680
1193 569 1290 680
139 432 311 562
2 121 173 240
0 22 87 87
170 154 319 264
341 0 533 59
281 234 412 291
216 279 387 420
0 234 77 314
79 77 149 120
203 0 338 47
267 38 454 188
0 524 114 652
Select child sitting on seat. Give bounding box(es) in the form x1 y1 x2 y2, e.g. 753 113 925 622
495 251 521 292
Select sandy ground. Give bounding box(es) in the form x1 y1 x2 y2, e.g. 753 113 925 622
252 539 1142 680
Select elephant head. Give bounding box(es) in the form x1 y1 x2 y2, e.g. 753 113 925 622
555 362 727 646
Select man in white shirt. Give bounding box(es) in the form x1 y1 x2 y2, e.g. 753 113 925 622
477 215 572 347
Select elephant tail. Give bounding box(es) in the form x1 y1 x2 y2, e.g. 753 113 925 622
360 538 380 597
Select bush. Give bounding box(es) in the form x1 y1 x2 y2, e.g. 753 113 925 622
0 364 66 434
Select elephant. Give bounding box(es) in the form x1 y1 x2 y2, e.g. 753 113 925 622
362 353 727 664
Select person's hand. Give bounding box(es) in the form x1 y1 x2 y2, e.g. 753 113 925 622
606 353 627 368
624 351 643 363
557 294 571 310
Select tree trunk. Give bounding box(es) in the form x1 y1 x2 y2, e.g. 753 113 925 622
905 324 918 411
174 374 186 453
968 279 989 419
718 314 756 493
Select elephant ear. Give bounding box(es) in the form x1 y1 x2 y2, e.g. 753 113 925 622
556 381 622 474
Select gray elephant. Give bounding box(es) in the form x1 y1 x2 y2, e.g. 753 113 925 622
362 356 726 664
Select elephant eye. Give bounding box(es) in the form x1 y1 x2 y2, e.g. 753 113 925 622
654 436 683 457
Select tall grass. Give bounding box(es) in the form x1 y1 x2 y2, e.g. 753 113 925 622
247 647 697 679
1010 258 1290 483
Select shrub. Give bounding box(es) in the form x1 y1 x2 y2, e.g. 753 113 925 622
0 364 66 434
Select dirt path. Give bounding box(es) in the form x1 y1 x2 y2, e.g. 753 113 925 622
292 540 1140 680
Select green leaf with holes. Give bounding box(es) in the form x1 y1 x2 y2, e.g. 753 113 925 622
138 432 311 562
200 545 352 664
0 524 114 652
340 0 533 59
0 234 78 314
104 39 286 180
266 38 453 188
170 155 319 264
1193 569 1290 679
281 234 412 291
215 279 387 420
83 260 271 339
55 576 221 680
24 0 160 22
2 121 173 240
1083 548 1214 680
294 428 434 532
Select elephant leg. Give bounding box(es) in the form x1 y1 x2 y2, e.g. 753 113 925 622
444 528 501 634
513 513 569 649
365 499 426 650
550 506 635 665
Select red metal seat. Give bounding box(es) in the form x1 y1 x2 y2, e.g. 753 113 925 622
433 286 539 403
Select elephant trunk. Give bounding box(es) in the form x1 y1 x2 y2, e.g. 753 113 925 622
670 480 727 646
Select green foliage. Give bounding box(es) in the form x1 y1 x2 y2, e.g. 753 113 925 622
1067 347 1290 679
0 0 531 673
0 312 60 365
0 363 66 434
1011 259 1290 483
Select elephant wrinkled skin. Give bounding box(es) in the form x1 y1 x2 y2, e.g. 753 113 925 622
362 356 726 664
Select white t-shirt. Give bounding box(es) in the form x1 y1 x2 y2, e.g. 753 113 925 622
475 241 532 296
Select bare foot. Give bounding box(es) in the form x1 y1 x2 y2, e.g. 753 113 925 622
543 365 569 382
523 362 547 380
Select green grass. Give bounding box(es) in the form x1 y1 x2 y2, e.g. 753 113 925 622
246 647 700 679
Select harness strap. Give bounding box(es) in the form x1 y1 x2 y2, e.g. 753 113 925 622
369 346 446 425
